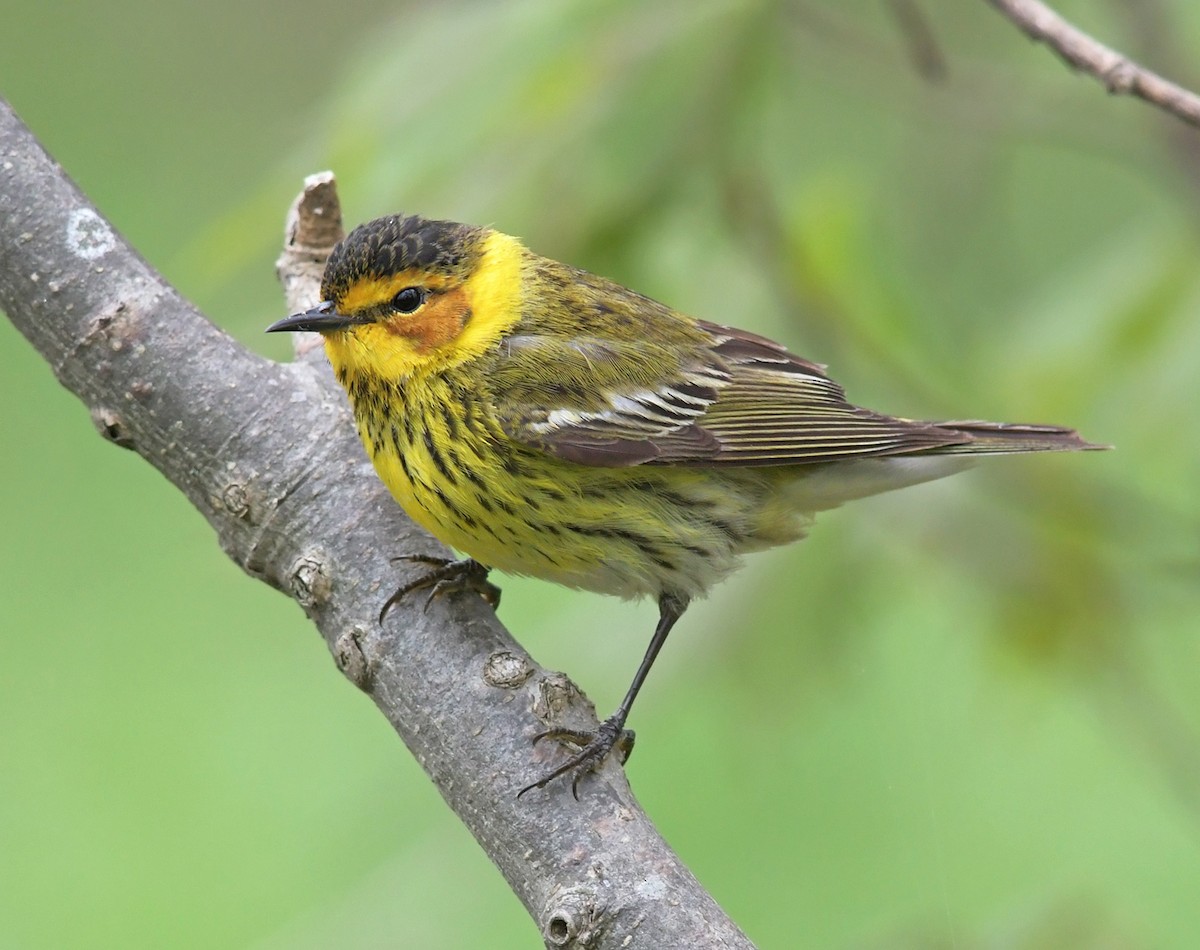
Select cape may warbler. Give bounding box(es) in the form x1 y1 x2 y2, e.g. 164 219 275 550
268 213 1103 795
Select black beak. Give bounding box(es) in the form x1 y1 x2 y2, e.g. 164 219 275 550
266 301 357 333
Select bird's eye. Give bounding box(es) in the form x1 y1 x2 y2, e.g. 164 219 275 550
391 287 425 314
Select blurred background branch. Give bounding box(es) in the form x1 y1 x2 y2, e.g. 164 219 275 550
886 0 948 84
986 0 1200 127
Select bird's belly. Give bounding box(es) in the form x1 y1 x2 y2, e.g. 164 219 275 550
367 430 796 601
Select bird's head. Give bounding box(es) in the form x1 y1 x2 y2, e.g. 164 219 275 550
268 213 524 379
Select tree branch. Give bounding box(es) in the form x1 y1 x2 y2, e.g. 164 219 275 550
0 98 753 950
984 0 1200 129
886 0 948 84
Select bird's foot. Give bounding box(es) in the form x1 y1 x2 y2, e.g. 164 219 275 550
518 716 635 799
379 556 501 623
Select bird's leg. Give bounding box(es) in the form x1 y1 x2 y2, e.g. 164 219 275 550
519 592 688 798
379 555 501 623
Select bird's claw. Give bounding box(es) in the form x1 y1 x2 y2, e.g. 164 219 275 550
379 556 501 623
517 718 635 799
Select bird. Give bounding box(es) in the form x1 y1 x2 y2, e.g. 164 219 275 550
267 212 1104 796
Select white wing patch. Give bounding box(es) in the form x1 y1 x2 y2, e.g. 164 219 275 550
528 370 728 439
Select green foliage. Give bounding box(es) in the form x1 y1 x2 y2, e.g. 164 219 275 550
3 0 1198 946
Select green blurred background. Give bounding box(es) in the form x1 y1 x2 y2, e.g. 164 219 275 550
3 0 1199 946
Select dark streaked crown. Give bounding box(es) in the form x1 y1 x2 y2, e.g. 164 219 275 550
320 214 485 303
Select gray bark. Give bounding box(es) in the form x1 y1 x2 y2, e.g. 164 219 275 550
985 0 1200 128
0 99 754 949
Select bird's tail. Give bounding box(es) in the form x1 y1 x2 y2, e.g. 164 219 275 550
924 420 1109 455
779 420 1105 514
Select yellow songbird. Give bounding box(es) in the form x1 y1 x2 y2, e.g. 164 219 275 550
268 213 1103 795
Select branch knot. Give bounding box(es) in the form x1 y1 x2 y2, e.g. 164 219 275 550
543 885 609 947
286 551 333 608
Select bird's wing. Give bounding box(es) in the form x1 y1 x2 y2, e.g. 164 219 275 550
490 319 971 467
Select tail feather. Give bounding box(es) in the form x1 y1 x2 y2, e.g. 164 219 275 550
926 420 1109 455
781 419 1105 514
